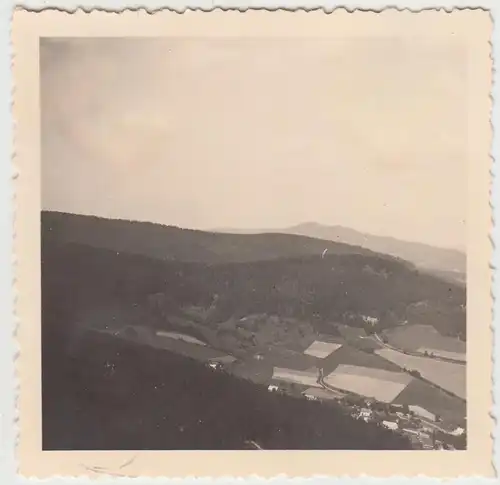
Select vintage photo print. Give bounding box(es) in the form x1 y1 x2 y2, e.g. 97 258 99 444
12 8 493 478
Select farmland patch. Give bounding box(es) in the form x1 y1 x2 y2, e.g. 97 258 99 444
384 324 465 354
393 378 466 426
303 387 345 400
304 340 342 359
156 331 207 346
375 348 465 399
321 344 402 376
324 364 412 402
272 367 321 388
416 347 466 362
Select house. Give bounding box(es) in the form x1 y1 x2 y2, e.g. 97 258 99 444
448 426 465 436
304 393 319 401
207 362 223 371
357 408 372 422
409 405 436 422
359 408 372 418
268 384 279 392
362 315 379 325
382 420 399 431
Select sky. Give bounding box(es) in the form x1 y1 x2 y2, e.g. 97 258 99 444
40 37 467 251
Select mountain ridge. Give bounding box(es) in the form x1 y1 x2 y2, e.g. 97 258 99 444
42 211 411 268
212 222 466 284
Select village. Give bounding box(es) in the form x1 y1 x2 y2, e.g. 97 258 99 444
264 377 464 450
207 358 466 451
99 320 466 452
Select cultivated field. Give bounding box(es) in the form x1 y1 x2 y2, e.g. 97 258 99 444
375 348 466 399
155 331 207 346
272 367 321 388
258 349 318 371
304 340 342 358
383 324 465 355
321 344 402 376
324 364 412 402
303 387 345 400
415 347 466 362
393 378 466 426
103 325 234 363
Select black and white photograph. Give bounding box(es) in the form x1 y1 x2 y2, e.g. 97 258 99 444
14 0 496 465
39 33 472 453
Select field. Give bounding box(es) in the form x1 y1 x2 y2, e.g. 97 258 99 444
103 326 233 364
321 344 402 376
272 367 321 388
324 365 412 403
155 331 207 346
303 387 345 400
375 348 466 399
415 347 466 362
383 324 466 355
393 378 466 426
257 349 318 371
231 359 273 384
335 324 367 340
304 341 342 358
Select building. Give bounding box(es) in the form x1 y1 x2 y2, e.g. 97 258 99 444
268 384 279 392
207 362 223 371
304 393 319 401
449 426 465 436
359 408 372 418
382 420 399 431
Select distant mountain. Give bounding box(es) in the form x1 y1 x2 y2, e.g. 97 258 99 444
214 222 466 285
42 212 404 266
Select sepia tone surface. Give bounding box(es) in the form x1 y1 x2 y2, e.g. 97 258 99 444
13 8 492 478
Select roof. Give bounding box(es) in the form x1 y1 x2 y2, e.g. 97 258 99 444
382 421 399 430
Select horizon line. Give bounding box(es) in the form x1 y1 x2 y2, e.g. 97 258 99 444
42 209 466 256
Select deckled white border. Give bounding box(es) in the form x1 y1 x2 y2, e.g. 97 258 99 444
3 0 498 483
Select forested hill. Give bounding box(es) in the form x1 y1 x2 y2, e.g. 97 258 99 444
42 211 407 266
42 324 413 450
42 240 466 340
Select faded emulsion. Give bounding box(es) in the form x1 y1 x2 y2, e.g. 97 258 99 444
40 36 467 452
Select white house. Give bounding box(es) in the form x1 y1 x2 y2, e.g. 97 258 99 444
268 384 279 392
362 315 379 325
382 420 399 431
207 362 223 371
359 408 372 418
304 393 318 401
449 427 465 436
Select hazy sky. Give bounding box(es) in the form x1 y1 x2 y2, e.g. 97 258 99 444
41 37 467 250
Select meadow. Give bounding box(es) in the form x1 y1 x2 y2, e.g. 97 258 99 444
375 348 466 399
324 364 412 403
